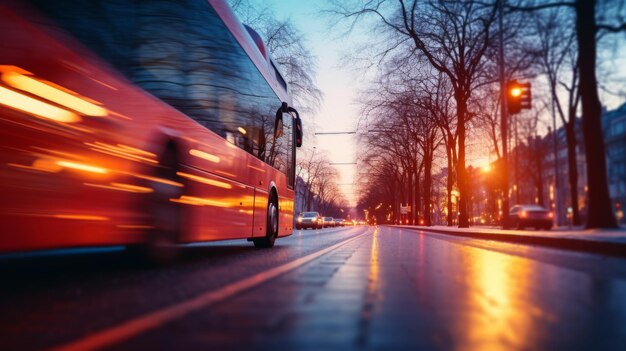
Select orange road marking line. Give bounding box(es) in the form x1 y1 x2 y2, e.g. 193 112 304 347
49 230 370 351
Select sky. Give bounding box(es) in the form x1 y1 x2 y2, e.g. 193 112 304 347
245 0 626 208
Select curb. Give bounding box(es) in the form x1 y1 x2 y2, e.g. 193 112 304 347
391 225 626 258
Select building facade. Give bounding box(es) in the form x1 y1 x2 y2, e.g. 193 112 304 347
542 102 626 225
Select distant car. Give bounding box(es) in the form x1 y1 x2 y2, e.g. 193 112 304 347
296 212 322 230
509 204 553 230
323 217 335 228
333 218 343 227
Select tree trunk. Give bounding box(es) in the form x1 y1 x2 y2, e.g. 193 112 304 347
305 186 313 211
424 144 433 226
447 145 454 226
408 166 414 225
564 122 581 225
456 93 469 228
534 140 545 207
400 172 407 224
575 0 617 228
414 161 423 225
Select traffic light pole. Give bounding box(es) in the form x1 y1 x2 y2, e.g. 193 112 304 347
499 0 510 229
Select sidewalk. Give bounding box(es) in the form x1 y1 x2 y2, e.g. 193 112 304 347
391 224 626 257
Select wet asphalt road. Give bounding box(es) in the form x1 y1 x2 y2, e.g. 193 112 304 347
1 226 626 350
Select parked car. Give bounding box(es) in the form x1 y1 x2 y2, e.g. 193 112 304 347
323 217 335 228
296 212 322 230
509 204 553 230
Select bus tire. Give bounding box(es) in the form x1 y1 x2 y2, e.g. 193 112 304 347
253 193 278 248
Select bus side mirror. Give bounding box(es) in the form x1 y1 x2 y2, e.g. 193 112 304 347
294 115 303 147
287 106 303 148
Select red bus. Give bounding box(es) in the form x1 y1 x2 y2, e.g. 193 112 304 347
0 0 303 258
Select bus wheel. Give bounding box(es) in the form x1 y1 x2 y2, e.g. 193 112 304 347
254 194 278 248
134 146 183 264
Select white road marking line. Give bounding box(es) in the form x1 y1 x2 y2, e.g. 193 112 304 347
49 230 370 351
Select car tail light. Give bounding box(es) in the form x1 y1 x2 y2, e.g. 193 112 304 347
519 211 528 218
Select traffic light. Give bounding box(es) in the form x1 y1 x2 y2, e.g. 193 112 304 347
506 80 531 114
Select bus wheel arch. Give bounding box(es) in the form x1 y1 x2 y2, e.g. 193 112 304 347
133 139 185 264
254 186 278 248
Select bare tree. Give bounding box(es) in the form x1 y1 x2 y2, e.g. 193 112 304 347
295 147 346 213
359 72 425 225
331 0 499 227
509 0 624 228
531 7 583 224
228 0 323 114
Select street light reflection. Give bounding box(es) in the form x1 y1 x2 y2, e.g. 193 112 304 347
459 247 537 351
369 228 380 294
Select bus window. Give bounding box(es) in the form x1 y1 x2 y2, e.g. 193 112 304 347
28 0 282 162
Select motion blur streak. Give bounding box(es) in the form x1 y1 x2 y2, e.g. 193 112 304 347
83 183 153 193
53 214 109 221
116 144 156 158
110 183 153 193
0 86 79 123
176 172 233 189
170 196 231 208
125 173 184 187
8 159 62 173
189 149 220 163
85 142 158 164
1 70 107 117
56 161 108 174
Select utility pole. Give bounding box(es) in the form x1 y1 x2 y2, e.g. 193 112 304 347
499 0 510 229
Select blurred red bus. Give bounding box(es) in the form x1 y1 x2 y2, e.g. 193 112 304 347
0 0 303 256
